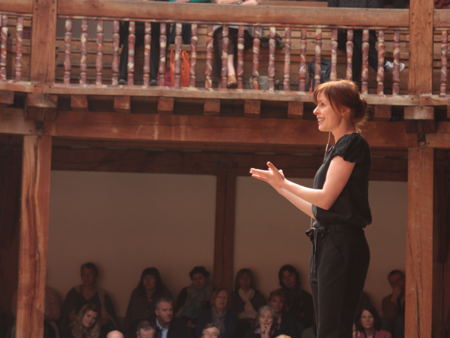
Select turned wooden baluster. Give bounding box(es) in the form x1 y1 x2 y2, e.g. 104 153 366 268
205 25 213 89
112 20 120 86
158 23 167 86
268 26 276 91
190 24 198 88
283 27 291 91
174 23 182 88
252 27 261 90
314 28 322 90
221 25 229 89
0 15 8 81
15 16 24 81
143 22 151 87
96 19 104 86
361 29 369 94
346 29 354 81
80 18 88 85
127 21 136 85
330 28 337 81
440 29 448 96
299 28 307 91
63 19 72 84
392 29 400 95
237 26 245 89
376 29 385 95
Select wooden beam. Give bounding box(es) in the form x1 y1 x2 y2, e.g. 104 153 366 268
57 1 409 27
25 94 58 121
288 101 303 119
0 91 14 106
0 0 33 14
16 135 52 338
113 96 131 113
0 109 37 135
244 100 261 117
373 105 391 121
203 99 221 115
213 169 236 290
408 0 434 95
405 147 435 338
157 97 174 114
71 95 89 111
404 106 434 120
30 0 56 84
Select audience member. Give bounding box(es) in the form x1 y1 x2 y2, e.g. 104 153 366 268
381 270 405 333
268 290 301 338
136 320 156 338
61 262 118 335
176 266 213 330
277 265 314 331
107 330 125 338
354 305 392 338
213 0 258 88
245 305 276 338
124 267 171 337
45 285 62 338
65 303 101 338
230 268 266 338
197 289 238 338
201 324 221 338
152 297 191 338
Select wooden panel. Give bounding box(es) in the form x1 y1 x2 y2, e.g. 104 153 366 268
113 96 131 113
30 0 56 83
244 100 260 117
57 1 409 27
16 135 52 338
405 147 435 338
203 99 220 115
0 0 32 14
408 0 434 94
213 170 236 290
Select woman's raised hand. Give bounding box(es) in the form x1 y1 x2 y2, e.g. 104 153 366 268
249 161 285 191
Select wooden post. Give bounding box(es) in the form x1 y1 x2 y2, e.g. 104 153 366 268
16 135 52 338
405 147 435 338
213 169 236 290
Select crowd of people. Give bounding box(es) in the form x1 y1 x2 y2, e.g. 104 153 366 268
3 263 405 338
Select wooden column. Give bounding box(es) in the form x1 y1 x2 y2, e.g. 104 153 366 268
405 147 435 338
16 135 52 338
213 169 236 290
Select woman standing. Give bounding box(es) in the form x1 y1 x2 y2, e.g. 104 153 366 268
250 80 371 338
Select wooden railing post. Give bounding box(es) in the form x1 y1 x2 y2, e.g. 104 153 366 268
213 168 236 290
16 135 52 338
406 147 435 338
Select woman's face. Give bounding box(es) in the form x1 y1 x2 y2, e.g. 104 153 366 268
258 310 273 329
268 295 283 313
192 273 207 289
238 273 251 290
213 290 228 311
142 275 157 291
81 268 97 287
81 309 97 328
360 310 375 330
313 93 344 133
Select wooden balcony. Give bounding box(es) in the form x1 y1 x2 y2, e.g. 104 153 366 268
0 1 449 338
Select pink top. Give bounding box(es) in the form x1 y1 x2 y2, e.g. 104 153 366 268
355 330 392 338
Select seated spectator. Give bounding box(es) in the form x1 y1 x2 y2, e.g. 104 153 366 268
45 285 62 338
201 325 221 338
381 270 405 333
277 265 314 331
268 290 301 338
354 305 392 338
245 305 276 338
124 267 171 337
61 262 118 335
176 266 213 330
107 330 125 338
213 0 258 88
197 289 238 338
65 303 101 338
230 268 266 338
152 297 190 337
136 320 156 338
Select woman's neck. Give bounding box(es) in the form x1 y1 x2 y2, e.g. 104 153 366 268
364 328 375 337
332 123 356 143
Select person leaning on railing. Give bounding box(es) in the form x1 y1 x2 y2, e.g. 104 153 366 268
213 0 259 88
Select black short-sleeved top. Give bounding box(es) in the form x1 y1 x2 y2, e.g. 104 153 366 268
312 133 372 228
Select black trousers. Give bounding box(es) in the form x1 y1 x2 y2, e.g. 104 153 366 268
309 225 370 338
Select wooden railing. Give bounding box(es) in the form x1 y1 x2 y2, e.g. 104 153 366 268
0 0 449 107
